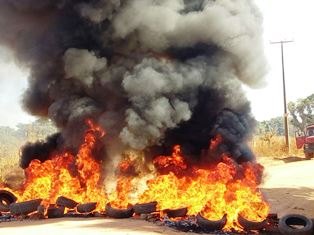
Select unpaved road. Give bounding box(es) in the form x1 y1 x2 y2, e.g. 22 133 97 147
1 158 314 234
261 157 314 218
0 217 197 235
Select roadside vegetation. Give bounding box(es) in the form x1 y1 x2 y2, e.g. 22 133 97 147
0 119 56 184
253 93 313 158
250 135 302 158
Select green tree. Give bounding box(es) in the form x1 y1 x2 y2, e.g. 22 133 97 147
288 94 314 131
258 117 285 136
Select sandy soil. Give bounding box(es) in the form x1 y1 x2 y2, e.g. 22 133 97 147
260 157 314 218
1 157 314 234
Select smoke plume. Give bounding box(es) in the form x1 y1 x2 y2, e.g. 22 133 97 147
0 0 267 167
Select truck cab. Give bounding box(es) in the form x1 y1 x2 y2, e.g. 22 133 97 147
296 124 314 159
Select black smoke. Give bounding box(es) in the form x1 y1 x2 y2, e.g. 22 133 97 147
0 0 266 168
20 133 62 169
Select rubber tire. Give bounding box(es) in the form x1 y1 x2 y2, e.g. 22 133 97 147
77 202 97 213
0 190 17 212
278 214 313 235
305 153 313 159
196 213 227 232
237 214 267 231
56 196 78 209
133 201 157 215
163 207 188 218
105 203 134 219
9 199 42 215
47 206 65 218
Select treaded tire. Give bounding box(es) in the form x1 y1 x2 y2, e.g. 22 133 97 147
133 201 157 215
0 190 17 212
278 214 313 235
10 199 42 215
56 196 78 209
305 153 313 159
77 202 97 213
47 206 65 218
196 213 227 232
163 207 187 218
237 214 267 231
105 203 134 219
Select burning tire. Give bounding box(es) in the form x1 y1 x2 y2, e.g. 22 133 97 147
237 214 267 231
305 153 313 160
0 190 17 212
56 196 78 209
10 199 42 215
278 214 313 235
105 203 134 219
77 202 97 213
47 206 65 218
196 213 227 232
133 201 157 215
163 207 187 218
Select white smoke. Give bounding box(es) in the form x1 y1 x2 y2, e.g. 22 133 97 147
64 48 107 88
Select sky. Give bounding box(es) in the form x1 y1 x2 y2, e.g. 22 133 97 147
0 0 313 127
246 0 314 120
0 47 35 127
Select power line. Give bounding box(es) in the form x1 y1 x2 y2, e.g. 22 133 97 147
270 40 294 153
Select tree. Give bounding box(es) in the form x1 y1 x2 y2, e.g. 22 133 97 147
288 94 314 131
258 117 285 136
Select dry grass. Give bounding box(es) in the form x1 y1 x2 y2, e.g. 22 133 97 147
0 152 20 183
250 135 303 158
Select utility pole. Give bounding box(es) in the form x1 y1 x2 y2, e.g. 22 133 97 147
270 40 294 153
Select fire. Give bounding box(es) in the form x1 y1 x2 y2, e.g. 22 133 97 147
11 119 107 211
108 158 136 209
139 146 269 231
153 145 187 176
108 176 133 209
2 120 269 231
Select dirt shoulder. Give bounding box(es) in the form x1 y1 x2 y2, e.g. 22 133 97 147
0 217 200 235
260 157 314 218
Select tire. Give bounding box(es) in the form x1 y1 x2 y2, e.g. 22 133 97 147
56 196 78 209
237 214 267 231
10 199 42 215
163 207 187 218
0 190 17 212
196 213 227 232
133 201 157 215
47 206 65 218
77 202 97 213
305 153 313 159
105 203 134 219
278 214 313 235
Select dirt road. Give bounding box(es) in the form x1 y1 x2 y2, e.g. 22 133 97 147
1 158 314 234
261 157 314 218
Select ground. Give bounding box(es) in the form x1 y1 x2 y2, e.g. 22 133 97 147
1 157 314 234
260 156 314 218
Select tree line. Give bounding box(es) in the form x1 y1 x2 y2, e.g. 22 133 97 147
257 93 314 136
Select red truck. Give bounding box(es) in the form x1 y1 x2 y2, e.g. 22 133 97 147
296 124 314 159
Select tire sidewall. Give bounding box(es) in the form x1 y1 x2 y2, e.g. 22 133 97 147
278 214 313 235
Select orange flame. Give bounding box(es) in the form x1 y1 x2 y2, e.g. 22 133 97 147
153 145 187 176
139 146 269 231
2 120 269 231
11 119 107 211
